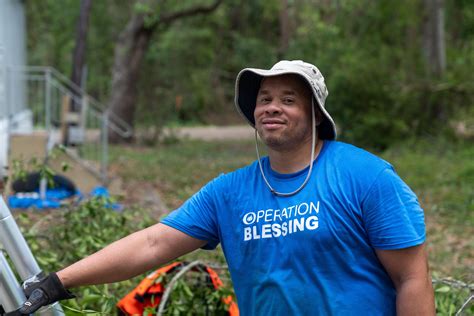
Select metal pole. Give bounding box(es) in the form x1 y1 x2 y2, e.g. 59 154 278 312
0 46 7 119
9 67 15 121
39 177 47 200
0 252 25 313
41 69 53 201
0 197 64 315
5 66 12 167
101 111 108 184
44 68 51 131
5 65 11 122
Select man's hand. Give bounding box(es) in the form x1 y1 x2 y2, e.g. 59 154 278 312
19 273 74 314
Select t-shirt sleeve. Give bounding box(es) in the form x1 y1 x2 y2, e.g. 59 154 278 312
361 167 426 250
160 178 222 250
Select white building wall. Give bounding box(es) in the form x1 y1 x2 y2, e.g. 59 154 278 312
0 118 7 176
0 0 28 179
0 0 27 118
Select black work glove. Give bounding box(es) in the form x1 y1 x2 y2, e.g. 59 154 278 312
19 272 75 315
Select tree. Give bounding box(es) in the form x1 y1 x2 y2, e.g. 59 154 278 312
277 0 291 58
422 0 446 78
63 0 92 146
421 0 447 121
71 0 92 94
107 0 223 143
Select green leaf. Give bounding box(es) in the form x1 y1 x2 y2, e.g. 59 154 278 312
61 161 69 172
435 286 451 293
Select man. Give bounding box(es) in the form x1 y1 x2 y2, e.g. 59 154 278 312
20 60 435 315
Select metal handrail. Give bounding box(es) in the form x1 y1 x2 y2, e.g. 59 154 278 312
3 65 120 183
46 78 126 137
10 66 133 138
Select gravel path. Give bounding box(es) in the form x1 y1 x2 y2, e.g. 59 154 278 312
167 125 254 141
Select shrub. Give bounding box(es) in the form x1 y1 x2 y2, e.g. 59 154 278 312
17 198 233 314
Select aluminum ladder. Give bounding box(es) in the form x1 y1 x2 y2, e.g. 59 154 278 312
0 197 63 315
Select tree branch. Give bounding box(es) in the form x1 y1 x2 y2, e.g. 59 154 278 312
157 0 223 25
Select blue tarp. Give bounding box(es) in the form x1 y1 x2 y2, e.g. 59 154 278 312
9 186 122 210
8 189 76 209
90 186 123 211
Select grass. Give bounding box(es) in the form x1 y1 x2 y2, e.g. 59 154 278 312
109 139 257 209
381 138 473 279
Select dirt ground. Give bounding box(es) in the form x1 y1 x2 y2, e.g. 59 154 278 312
165 125 255 141
110 125 255 217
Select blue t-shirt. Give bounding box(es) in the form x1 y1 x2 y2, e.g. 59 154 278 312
161 141 425 315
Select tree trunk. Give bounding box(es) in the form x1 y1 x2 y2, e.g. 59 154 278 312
229 0 243 31
278 0 290 59
422 0 446 78
421 0 446 121
107 14 153 143
107 0 223 143
71 0 92 109
67 0 92 146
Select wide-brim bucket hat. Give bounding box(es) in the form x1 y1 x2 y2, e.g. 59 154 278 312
234 60 336 140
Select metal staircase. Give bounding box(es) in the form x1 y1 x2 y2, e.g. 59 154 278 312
0 67 133 314
2 65 133 184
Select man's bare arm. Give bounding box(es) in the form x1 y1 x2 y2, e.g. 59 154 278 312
57 223 206 288
376 244 435 316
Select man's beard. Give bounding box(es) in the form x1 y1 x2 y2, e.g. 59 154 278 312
258 126 312 152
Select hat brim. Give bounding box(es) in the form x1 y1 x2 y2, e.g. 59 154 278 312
234 68 337 140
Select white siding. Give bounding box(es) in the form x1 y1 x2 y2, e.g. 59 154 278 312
0 0 27 118
0 0 27 178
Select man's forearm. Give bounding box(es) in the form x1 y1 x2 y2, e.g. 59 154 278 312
396 277 435 315
56 223 205 289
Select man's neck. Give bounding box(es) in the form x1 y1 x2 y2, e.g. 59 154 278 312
267 139 323 174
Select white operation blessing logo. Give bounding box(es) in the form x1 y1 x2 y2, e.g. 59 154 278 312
242 201 320 241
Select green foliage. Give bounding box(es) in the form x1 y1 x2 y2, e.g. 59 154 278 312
381 139 473 227
434 283 473 315
155 271 233 315
26 0 474 148
9 146 69 188
26 0 132 101
286 0 474 149
17 198 153 313
16 197 234 314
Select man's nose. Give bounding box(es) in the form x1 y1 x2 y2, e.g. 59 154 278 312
264 101 282 114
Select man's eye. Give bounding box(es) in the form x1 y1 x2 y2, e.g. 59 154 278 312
283 98 294 104
259 97 271 103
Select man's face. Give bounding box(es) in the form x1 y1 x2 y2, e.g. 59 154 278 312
254 75 313 150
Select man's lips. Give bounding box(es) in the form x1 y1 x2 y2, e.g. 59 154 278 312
260 118 285 130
